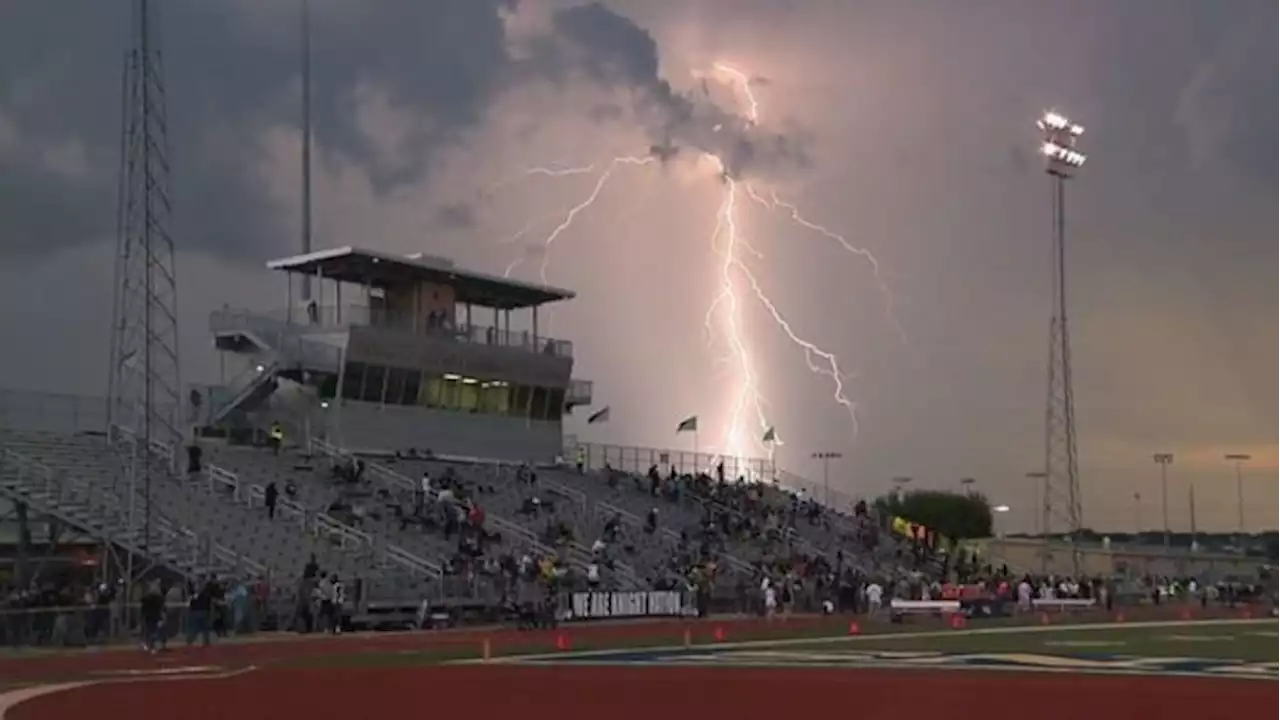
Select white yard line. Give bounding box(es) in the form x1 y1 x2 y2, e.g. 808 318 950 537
474 618 1276 665
0 666 257 719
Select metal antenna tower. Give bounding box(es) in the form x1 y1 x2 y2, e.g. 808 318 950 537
300 0 314 300
1035 111 1087 573
107 0 182 580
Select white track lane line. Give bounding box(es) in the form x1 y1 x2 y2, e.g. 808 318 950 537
474 618 1276 664
0 666 257 719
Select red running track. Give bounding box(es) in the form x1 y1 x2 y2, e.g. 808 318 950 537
9 665 1275 720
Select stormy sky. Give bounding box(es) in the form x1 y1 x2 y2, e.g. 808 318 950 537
0 0 1274 533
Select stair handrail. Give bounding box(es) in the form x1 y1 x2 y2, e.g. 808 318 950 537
208 362 280 424
384 543 442 577
0 447 249 581
313 440 604 577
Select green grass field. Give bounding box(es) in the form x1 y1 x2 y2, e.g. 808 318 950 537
279 618 1278 669
780 620 1278 662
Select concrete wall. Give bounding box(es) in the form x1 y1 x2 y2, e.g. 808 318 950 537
329 399 562 462
977 537 1259 579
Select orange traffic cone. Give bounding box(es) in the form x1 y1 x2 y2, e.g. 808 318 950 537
848 621 861 635
713 626 726 642
1039 612 1051 625
948 613 967 629
555 633 571 651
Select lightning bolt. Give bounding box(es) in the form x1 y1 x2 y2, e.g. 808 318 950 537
498 157 655 283
744 185 906 343
706 62 877 467
484 62 892 479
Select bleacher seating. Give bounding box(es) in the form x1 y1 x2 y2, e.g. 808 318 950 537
1 417 944 620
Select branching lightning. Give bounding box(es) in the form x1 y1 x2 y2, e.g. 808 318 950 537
491 61 898 472
500 156 654 282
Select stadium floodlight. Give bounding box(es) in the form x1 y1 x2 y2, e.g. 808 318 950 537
1038 110 1087 176
1223 453 1252 535
1152 453 1174 547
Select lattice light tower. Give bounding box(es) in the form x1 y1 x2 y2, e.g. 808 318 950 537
107 0 182 564
1036 110 1086 573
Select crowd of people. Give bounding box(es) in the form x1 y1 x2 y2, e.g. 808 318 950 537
1 573 269 649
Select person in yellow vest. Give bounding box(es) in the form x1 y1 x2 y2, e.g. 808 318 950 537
268 422 284 456
575 447 586 475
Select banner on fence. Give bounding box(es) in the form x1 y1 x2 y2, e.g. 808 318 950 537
567 591 692 620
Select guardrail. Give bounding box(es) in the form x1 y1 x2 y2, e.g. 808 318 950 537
313 438 603 579
567 439 773 481
209 310 344 372
594 500 682 545
213 305 574 359
0 447 250 583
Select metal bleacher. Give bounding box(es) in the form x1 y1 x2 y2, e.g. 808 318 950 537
0 400 439 609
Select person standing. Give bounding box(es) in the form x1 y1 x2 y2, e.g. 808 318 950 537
185 576 214 647
140 580 166 653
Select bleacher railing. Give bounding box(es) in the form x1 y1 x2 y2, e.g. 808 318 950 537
214 305 574 358
311 437 612 580
206 362 280 424
209 310 343 372
568 439 774 483
0 447 248 583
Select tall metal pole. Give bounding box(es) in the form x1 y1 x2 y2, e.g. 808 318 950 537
1187 483 1197 551
1036 111 1086 577
812 452 841 508
1224 453 1251 536
111 0 182 589
140 0 154 564
300 0 314 301
1132 492 1141 534
1153 453 1173 547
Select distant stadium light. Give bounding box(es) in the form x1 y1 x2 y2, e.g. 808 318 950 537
1037 110 1087 175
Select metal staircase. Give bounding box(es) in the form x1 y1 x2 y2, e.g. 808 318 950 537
208 363 280 426
0 446 261 581
206 309 341 428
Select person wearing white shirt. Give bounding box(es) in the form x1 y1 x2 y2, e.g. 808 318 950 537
586 562 600 588
764 582 778 619
1017 580 1033 612
864 582 884 616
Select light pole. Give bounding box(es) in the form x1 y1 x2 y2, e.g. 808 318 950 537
892 476 912 502
1132 492 1142 535
1224 453 1251 536
1025 471 1047 536
992 504 1011 538
1152 453 1174 547
1037 110 1087 558
811 451 842 508
960 477 976 495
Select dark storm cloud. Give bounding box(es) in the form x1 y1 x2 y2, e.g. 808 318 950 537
1172 19 1277 186
0 0 517 261
543 1 810 178
433 201 477 229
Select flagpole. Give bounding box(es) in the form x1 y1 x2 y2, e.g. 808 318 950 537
693 430 699 472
